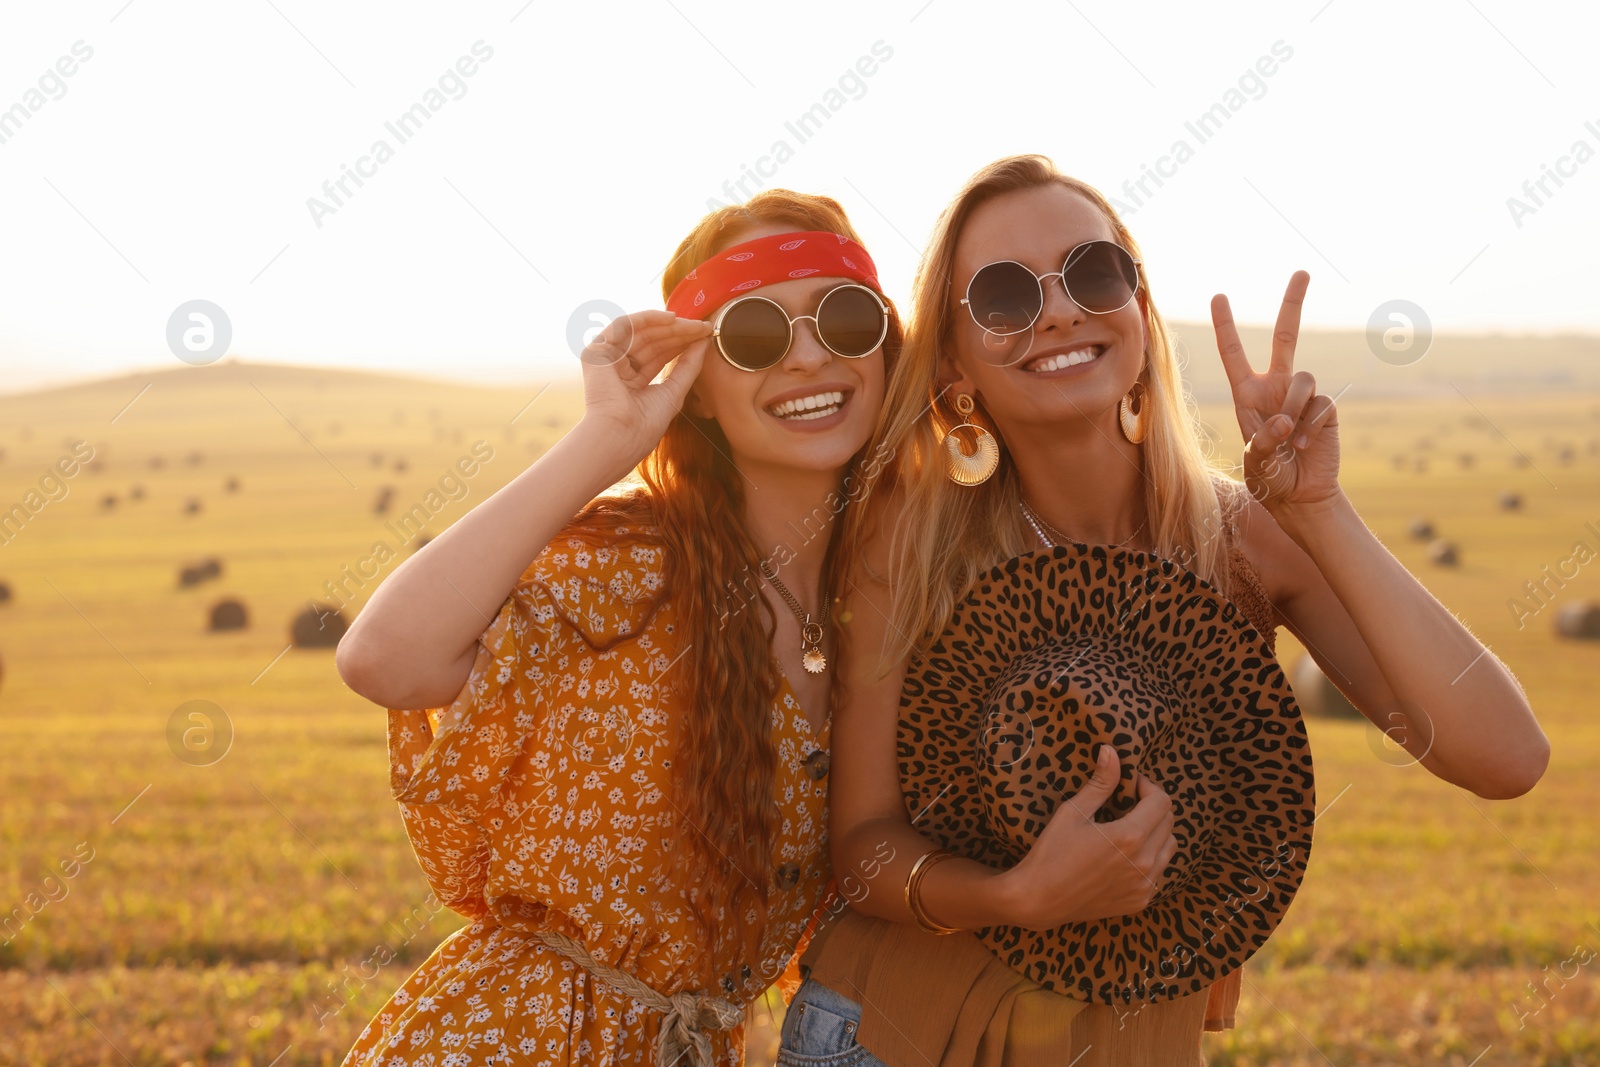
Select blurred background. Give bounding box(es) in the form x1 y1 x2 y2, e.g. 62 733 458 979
1 1 1597 1064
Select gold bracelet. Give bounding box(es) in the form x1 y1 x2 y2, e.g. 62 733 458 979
904 849 942 928
904 848 963 935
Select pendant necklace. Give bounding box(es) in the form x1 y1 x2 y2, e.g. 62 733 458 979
758 560 829 674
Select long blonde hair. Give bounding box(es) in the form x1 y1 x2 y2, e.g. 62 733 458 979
857 154 1239 667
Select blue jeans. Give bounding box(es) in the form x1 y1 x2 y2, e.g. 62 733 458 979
776 976 888 1066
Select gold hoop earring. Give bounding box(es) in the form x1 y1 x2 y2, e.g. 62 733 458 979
1119 379 1149 445
945 393 1000 486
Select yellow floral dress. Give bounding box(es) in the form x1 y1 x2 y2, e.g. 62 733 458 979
343 518 833 1067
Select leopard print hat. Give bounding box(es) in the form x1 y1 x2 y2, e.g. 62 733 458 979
898 543 1317 1007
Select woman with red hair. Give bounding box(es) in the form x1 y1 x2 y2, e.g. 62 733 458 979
335 190 900 1066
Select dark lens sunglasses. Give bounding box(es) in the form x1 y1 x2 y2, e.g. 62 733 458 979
712 283 889 372
960 240 1142 337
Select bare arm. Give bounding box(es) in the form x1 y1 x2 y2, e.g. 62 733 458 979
1213 274 1548 800
1251 488 1546 799
336 313 710 710
829 501 1179 932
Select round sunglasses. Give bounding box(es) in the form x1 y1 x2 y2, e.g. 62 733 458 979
960 240 1142 337
711 283 889 371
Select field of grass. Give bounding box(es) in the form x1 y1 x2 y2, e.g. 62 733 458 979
0 360 1597 1066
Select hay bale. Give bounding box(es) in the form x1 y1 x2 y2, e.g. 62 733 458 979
187 450 204 466
1408 517 1435 540
1457 453 1475 470
1427 539 1459 566
178 559 222 587
1557 446 1575 465
148 455 165 470
413 533 433 550
1498 491 1523 511
373 486 395 516
100 493 118 510
208 598 249 632
1390 454 1407 470
370 452 385 467
1412 457 1428 473
0 582 11 604
225 476 240 493
129 485 145 501
292 603 349 648
1292 656 1361 720
1511 454 1530 469
393 459 408 474
1554 601 1600 640
184 497 203 515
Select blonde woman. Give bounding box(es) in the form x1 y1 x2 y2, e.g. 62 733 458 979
778 155 1548 1066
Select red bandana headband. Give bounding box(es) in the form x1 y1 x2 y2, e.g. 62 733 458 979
665 230 881 320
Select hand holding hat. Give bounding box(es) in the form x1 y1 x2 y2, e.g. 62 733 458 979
998 743 1182 930
898 543 1316 1006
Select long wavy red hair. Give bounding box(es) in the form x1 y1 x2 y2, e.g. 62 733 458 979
574 190 902 986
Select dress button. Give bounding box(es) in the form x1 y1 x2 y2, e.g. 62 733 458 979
776 862 801 890
804 750 830 781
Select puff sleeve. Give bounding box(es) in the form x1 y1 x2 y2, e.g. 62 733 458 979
383 521 667 920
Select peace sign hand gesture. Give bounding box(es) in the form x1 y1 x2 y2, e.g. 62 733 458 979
1211 271 1342 517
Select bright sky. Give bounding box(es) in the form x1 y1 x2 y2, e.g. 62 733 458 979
1 0 1596 395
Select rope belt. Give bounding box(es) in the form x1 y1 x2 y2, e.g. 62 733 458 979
530 929 743 1067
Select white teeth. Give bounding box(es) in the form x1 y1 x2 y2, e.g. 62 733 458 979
1026 345 1103 373
769 390 846 419
785 406 842 421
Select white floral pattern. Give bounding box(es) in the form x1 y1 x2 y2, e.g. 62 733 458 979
343 524 832 1067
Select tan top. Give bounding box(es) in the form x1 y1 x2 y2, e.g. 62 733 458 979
802 485 1284 1067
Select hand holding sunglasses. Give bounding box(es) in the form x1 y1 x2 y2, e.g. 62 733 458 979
575 308 713 473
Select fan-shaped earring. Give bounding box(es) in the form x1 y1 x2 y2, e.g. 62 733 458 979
1119 379 1149 445
944 393 1000 486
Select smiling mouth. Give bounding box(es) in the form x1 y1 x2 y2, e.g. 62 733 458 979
766 390 848 421
1022 344 1105 373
